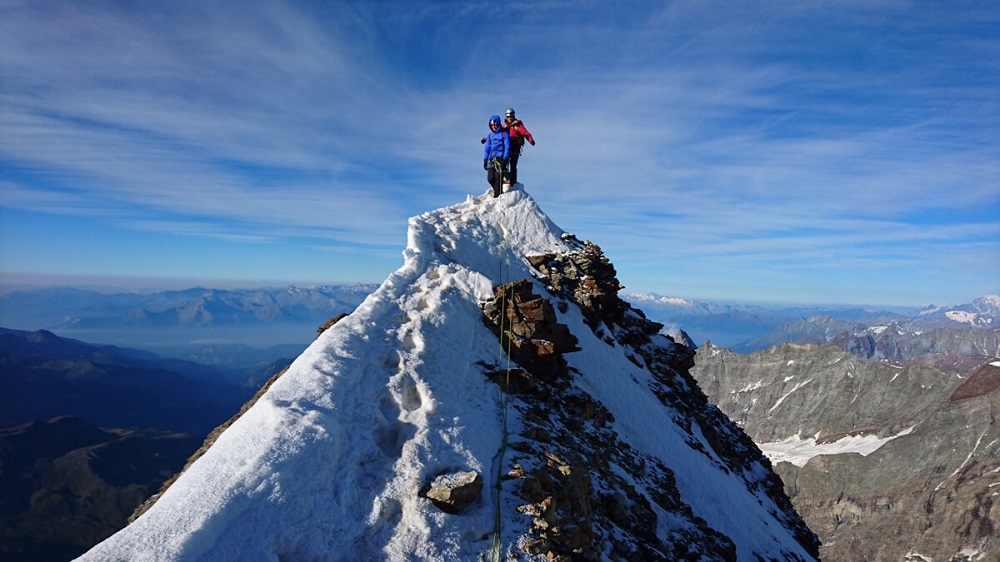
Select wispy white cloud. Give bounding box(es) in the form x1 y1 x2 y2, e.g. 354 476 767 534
1 0 997 304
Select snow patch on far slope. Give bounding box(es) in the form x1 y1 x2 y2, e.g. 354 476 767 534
627 294 694 306
760 427 916 467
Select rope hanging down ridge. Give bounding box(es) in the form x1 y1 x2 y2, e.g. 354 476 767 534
489 200 514 562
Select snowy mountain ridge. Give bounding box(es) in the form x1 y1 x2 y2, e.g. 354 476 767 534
913 295 999 325
77 186 816 561
692 342 1000 561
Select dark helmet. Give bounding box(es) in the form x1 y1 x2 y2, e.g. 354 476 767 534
505 107 515 118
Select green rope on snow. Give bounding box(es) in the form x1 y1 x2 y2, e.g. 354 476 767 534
489 201 514 562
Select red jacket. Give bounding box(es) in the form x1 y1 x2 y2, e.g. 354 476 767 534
505 119 534 148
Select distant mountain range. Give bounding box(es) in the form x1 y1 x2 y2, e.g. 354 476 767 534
4 285 994 361
0 285 376 329
0 285 374 376
624 294 914 348
0 327 254 435
691 343 1000 561
0 327 268 562
729 295 1000 363
0 284 376 351
627 293 999 356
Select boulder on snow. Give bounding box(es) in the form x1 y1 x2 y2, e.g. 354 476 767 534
423 470 483 514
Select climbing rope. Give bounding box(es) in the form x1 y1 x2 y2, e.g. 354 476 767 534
489 197 514 562
490 157 505 197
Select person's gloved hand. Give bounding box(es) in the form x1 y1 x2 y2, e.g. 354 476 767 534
483 160 488 170
529 140 535 145
480 138 486 144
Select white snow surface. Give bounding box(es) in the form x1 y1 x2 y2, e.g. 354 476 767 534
626 294 693 306
945 310 979 324
760 426 916 467
77 186 812 561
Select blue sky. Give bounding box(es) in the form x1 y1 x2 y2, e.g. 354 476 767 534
1 0 998 306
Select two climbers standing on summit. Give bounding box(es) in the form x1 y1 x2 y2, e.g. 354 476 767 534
483 108 535 198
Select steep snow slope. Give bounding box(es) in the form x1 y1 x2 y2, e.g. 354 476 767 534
77 186 815 561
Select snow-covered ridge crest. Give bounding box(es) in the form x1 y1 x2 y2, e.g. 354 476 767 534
77 185 817 561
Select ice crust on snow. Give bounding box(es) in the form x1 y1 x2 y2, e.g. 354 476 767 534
76 186 813 561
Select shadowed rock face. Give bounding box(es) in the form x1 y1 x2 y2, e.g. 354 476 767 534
0 417 199 562
692 344 1000 562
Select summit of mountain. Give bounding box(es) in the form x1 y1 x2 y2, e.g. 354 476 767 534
78 185 818 561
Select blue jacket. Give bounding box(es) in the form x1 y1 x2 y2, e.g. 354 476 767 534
483 115 509 161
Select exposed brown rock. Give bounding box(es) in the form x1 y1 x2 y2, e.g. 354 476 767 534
317 313 350 336
527 241 627 328
950 361 1000 401
422 470 483 514
482 279 578 385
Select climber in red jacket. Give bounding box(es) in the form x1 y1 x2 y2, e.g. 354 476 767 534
502 108 534 185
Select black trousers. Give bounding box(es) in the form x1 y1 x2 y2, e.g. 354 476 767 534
507 147 521 184
487 159 504 197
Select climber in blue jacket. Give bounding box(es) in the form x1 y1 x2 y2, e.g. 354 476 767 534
483 114 509 198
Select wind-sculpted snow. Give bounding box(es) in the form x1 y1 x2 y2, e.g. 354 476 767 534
77 186 816 561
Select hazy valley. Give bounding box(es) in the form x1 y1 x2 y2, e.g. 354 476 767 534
2 281 998 560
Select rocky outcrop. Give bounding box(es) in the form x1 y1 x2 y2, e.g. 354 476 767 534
949 361 1000 401
482 240 819 561
482 279 579 387
317 313 350 336
525 238 630 330
692 344 1000 561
